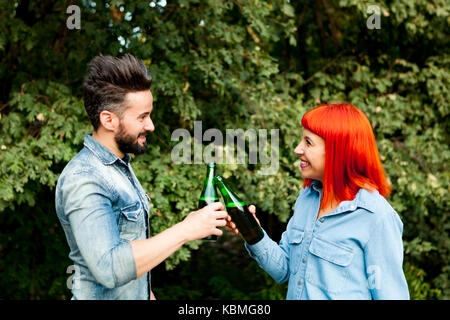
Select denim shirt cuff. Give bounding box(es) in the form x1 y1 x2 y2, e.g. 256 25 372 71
113 241 138 286
244 228 270 259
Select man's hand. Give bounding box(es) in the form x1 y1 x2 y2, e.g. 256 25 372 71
131 202 228 278
225 205 260 235
180 202 228 242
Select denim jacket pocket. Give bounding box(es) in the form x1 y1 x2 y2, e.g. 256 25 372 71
306 236 354 295
287 228 305 275
119 201 145 241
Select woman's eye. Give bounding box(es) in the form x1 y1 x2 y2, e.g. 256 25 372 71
306 140 311 145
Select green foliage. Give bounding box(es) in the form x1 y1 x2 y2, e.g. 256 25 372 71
404 262 442 300
0 0 448 299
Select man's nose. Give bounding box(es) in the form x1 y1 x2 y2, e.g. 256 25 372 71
145 118 155 132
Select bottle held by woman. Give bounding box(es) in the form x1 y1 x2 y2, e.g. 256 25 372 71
214 175 264 245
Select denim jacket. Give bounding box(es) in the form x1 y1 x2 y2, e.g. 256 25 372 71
55 134 151 300
246 180 410 300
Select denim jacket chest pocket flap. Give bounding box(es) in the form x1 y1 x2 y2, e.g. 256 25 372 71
306 236 355 295
287 228 304 274
121 201 143 221
119 201 145 240
309 237 354 266
288 228 304 244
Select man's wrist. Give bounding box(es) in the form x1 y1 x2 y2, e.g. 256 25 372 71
174 217 192 244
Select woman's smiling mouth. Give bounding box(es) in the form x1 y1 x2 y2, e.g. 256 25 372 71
300 159 310 169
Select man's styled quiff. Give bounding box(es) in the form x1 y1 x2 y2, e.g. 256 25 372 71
83 54 152 131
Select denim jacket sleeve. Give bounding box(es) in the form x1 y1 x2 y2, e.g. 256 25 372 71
364 210 410 300
245 228 292 284
60 170 137 289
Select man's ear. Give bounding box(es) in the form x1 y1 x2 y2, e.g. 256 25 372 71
98 110 120 132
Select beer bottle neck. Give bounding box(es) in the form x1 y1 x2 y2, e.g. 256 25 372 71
200 165 218 201
206 165 215 184
214 176 245 207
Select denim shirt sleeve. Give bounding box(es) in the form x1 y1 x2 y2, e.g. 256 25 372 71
244 192 308 285
61 170 137 289
364 210 410 300
245 228 292 284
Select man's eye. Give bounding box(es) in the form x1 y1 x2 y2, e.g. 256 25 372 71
306 140 311 145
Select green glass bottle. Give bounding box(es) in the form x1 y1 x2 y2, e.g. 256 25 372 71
198 163 220 241
213 175 264 245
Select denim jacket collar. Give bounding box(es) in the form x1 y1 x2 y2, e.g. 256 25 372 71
334 188 379 214
83 133 130 166
309 180 378 215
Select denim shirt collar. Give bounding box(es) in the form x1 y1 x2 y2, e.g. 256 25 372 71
310 180 323 193
309 180 378 214
83 133 130 166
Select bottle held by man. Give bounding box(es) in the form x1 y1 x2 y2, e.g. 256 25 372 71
214 175 264 245
198 163 220 241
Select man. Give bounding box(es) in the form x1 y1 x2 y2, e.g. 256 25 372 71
55 54 228 300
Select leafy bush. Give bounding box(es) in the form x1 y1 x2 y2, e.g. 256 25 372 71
0 0 448 299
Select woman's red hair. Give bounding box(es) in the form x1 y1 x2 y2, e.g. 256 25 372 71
301 104 391 210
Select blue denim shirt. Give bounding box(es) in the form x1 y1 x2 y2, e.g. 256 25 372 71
246 181 410 300
55 134 151 300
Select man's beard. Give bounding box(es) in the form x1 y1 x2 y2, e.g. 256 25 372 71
114 123 148 156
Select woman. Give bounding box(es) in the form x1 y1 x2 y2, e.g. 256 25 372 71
228 103 410 300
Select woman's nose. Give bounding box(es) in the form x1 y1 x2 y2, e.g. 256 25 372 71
294 143 303 155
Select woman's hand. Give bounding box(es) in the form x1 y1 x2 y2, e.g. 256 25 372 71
225 205 260 235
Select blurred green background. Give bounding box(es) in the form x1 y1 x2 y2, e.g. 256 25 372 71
0 0 448 299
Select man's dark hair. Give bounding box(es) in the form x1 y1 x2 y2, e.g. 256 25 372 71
83 53 152 131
